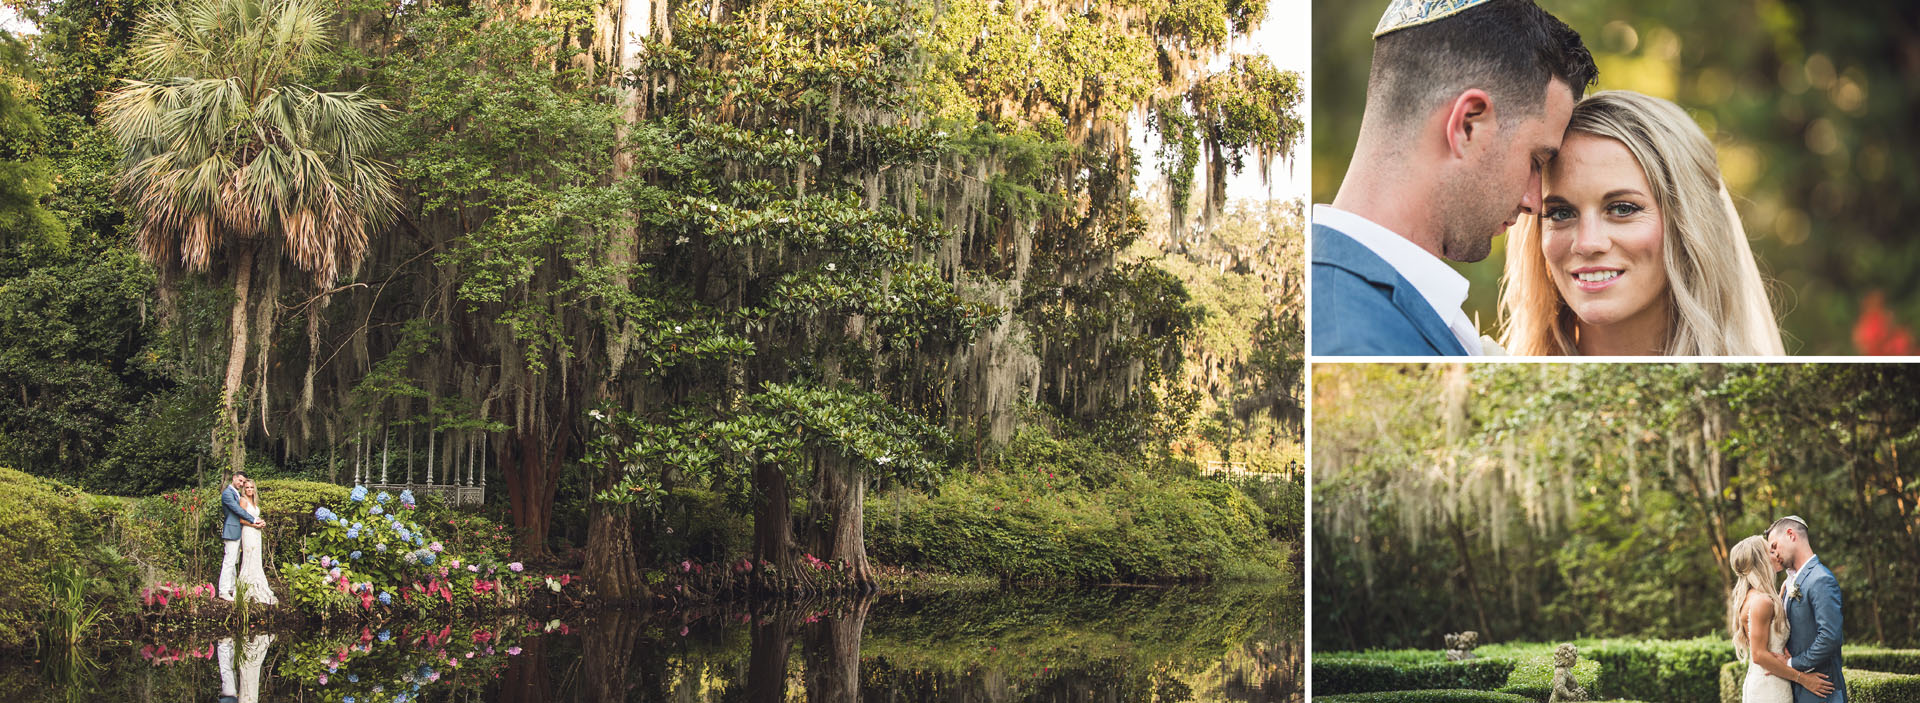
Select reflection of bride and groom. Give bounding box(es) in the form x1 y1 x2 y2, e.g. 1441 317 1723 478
217 634 274 703
1730 517 1845 703
1314 0 1784 357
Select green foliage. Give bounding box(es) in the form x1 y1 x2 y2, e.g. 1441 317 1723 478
1584 638 1733 703
1843 648 1920 675
1314 689 1539 703
0 468 117 648
1313 658 1519 696
1498 654 1598 702
865 446 1288 583
0 34 67 249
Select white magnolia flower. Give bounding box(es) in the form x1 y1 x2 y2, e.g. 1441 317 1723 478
675 235 690 245
674 325 684 333
589 409 605 421
785 128 794 135
825 263 837 271
708 203 719 212
875 456 893 465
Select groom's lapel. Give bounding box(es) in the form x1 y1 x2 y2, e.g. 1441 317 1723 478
1312 225 1468 355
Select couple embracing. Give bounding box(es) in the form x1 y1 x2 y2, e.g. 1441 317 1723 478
217 471 277 605
1315 0 1784 356
1731 517 1845 703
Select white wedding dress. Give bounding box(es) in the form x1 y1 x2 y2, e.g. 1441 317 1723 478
1742 596 1793 703
236 498 278 605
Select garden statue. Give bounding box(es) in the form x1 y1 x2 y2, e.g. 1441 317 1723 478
1549 643 1590 702
1443 631 1479 661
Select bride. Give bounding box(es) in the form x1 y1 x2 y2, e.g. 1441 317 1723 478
1728 535 1829 702
235 478 278 605
1498 90 1785 356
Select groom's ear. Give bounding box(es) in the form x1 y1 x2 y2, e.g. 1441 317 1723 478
1444 89 1494 159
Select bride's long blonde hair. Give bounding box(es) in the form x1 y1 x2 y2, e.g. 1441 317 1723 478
1498 91 1784 356
1726 535 1787 660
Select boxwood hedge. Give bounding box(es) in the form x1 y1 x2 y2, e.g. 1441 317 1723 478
1316 691 1650 703
1587 637 1734 703
1314 658 1518 695
1715 659 1920 703
1843 647 1920 675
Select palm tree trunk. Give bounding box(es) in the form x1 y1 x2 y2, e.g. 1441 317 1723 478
220 243 258 474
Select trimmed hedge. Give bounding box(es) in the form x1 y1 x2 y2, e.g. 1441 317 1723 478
1315 691 1648 703
1314 658 1518 695
1847 668 1920 703
1499 656 1598 702
1718 660 1920 703
1844 647 1920 675
1315 690 1538 703
1588 637 1734 703
0 468 93 648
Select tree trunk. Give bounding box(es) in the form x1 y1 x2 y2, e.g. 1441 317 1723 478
503 423 565 560
603 0 651 378
803 597 871 703
754 461 800 575
1447 513 1492 639
816 453 874 588
219 243 258 474
585 493 647 601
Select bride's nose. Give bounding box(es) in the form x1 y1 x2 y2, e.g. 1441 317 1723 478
1570 216 1611 256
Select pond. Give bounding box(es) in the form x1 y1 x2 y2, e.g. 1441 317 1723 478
4 584 1301 702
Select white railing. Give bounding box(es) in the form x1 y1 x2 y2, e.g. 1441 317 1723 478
349 428 487 506
1202 460 1298 482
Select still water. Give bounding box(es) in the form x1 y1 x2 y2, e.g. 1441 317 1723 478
10 584 1300 702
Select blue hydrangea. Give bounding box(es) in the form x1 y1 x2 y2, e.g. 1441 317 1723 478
376 542 388 552
399 489 416 505
314 507 337 522
378 591 392 605
378 629 391 642
421 553 436 566
371 505 384 515
345 697 355 703
377 491 392 503
348 674 359 683
350 550 363 560
346 527 360 539
350 485 368 502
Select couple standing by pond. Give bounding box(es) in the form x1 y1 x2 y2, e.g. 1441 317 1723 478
218 471 277 605
1315 0 1785 356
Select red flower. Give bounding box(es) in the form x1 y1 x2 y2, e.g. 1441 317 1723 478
1855 292 1917 355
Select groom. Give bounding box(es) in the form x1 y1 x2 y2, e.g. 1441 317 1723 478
1768 516 1845 702
1312 0 1596 355
217 472 264 602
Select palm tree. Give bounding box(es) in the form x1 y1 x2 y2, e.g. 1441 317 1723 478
99 0 398 473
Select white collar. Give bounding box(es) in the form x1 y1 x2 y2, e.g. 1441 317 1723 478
1315 204 1481 354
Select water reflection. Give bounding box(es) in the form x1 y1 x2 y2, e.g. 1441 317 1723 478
4 585 1301 702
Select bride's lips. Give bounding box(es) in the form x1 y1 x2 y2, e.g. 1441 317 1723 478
1569 266 1625 292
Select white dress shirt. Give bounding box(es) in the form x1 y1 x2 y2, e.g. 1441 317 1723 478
1314 204 1483 355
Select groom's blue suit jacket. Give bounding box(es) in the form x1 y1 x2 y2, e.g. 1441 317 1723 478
1785 555 1845 703
221 485 258 541
1311 224 1468 356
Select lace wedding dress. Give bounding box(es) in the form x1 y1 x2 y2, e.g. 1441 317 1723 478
236 499 278 605
1742 600 1793 703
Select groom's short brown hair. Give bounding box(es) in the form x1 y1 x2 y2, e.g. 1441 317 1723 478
1367 0 1597 129
1768 517 1811 546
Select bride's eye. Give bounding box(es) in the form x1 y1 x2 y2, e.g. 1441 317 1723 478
1606 202 1643 217
1543 205 1575 223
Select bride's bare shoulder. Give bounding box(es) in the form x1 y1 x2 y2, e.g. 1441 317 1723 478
1744 593 1776 618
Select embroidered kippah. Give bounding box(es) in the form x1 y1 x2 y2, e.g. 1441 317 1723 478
1374 0 1497 38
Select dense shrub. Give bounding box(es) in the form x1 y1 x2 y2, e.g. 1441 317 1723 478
866 469 1288 583
1498 656 1598 702
1720 659 1920 703
1846 669 1920 703
1314 690 1538 703
1313 658 1518 695
1588 637 1733 703
0 468 93 648
1843 647 1920 675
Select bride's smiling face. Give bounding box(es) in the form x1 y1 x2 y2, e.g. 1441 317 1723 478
1540 132 1673 347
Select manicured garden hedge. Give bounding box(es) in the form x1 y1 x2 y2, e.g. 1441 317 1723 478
1313 657 1518 695
1844 647 1920 675
1718 661 1920 703
1315 691 1538 703
1497 654 1598 701
1587 637 1733 703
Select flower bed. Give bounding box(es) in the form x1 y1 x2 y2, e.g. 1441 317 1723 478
279 487 564 618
